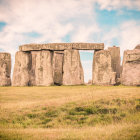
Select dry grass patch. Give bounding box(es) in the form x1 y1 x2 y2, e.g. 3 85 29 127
0 123 139 140
0 85 140 140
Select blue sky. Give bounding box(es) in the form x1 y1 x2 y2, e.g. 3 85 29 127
0 0 140 82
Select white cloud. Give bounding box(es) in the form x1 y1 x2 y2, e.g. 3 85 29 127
71 24 100 42
102 20 140 56
0 0 95 52
120 21 140 51
96 0 140 11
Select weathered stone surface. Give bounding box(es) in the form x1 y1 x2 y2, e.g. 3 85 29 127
121 49 140 86
12 50 54 86
63 50 84 85
108 46 121 78
19 44 66 51
92 50 116 85
72 43 104 50
12 51 31 86
53 51 64 85
19 43 104 51
0 53 11 86
29 50 54 86
135 44 140 49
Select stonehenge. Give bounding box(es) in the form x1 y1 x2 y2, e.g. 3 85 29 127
0 53 11 86
0 43 140 86
13 43 103 86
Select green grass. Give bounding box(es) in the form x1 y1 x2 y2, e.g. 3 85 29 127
0 85 140 139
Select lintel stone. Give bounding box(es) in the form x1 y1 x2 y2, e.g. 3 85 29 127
19 43 104 51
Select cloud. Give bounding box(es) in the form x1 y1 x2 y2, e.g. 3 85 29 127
71 24 100 42
120 21 140 51
102 20 140 56
0 0 95 51
96 0 140 11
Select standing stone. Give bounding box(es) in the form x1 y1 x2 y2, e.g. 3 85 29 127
12 50 54 86
121 49 140 86
135 44 140 49
53 51 64 85
92 50 116 85
63 49 84 85
108 46 121 78
12 51 31 86
30 50 54 86
0 53 11 86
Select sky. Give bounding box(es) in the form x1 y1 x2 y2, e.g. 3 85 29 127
0 0 140 82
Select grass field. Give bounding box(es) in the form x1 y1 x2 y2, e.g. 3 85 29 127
0 85 140 140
